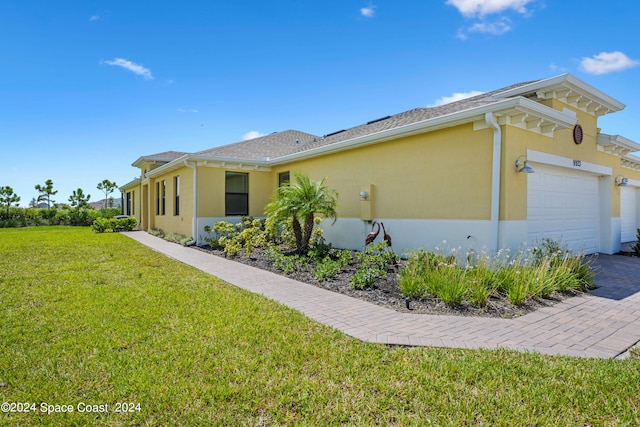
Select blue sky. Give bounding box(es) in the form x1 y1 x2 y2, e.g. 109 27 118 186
2 0 639 206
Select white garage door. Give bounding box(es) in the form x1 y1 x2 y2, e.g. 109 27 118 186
620 186 638 243
527 164 600 254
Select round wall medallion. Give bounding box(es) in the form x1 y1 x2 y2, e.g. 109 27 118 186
573 124 583 144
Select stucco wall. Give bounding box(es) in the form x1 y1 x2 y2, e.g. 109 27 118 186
147 166 193 237
274 125 494 221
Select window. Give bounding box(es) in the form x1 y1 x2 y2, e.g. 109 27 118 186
156 182 160 215
225 172 248 216
174 176 180 216
278 171 290 187
132 191 135 215
126 192 131 216
161 180 166 215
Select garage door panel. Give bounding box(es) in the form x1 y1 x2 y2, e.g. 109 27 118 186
527 164 600 254
565 177 583 192
544 195 563 209
543 173 563 186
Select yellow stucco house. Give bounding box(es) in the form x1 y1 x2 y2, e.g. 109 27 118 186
121 73 640 255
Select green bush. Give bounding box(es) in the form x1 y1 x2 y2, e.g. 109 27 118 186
350 242 396 289
266 249 308 275
203 218 270 257
311 250 351 282
148 228 165 238
92 217 138 233
312 256 341 281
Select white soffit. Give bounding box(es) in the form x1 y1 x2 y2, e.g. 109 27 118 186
496 74 625 117
473 97 576 137
597 134 640 157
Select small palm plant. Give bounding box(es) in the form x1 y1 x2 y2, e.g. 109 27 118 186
265 172 338 254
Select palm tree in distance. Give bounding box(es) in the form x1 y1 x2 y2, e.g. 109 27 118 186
35 179 57 209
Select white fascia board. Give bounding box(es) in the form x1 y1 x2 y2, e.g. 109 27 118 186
132 155 171 168
187 154 271 166
144 154 272 179
598 134 640 152
143 154 190 179
495 73 625 112
119 178 141 191
131 157 147 168
499 96 578 126
563 74 626 111
624 152 640 162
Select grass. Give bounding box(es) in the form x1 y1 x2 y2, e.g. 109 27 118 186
1 227 639 426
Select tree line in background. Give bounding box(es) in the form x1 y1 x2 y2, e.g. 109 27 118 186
0 179 120 228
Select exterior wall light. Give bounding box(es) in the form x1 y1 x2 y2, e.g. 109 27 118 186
515 156 535 173
359 191 368 199
615 176 629 186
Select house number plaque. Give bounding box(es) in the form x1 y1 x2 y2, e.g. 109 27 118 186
573 160 582 167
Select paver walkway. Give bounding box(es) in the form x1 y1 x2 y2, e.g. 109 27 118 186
123 232 640 359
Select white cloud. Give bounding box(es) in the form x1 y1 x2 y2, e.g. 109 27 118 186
360 6 376 17
429 91 485 107
89 15 100 21
446 0 533 17
579 51 639 75
468 19 511 34
178 108 198 113
457 18 511 39
242 131 266 141
103 58 153 80
549 63 567 73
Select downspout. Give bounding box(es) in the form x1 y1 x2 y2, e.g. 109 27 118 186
485 112 502 253
184 160 198 246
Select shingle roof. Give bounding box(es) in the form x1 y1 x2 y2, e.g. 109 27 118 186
143 151 190 161
132 150 190 167
282 79 541 156
140 78 543 166
194 130 319 161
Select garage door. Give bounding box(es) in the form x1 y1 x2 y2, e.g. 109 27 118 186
620 186 638 243
527 164 600 254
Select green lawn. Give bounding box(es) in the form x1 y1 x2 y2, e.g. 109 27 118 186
1 227 639 426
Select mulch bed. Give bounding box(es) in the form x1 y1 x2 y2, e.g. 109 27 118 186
194 245 582 319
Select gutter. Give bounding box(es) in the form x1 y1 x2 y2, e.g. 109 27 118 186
183 160 198 246
485 112 501 253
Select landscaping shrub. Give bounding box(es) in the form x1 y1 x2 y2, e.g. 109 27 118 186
165 232 191 245
264 247 308 275
350 242 396 289
312 256 343 281
398 239 595 307
203 217 271 257
148 228 165 238
92 216 138 233
430 266 468 305
311 250 352 281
